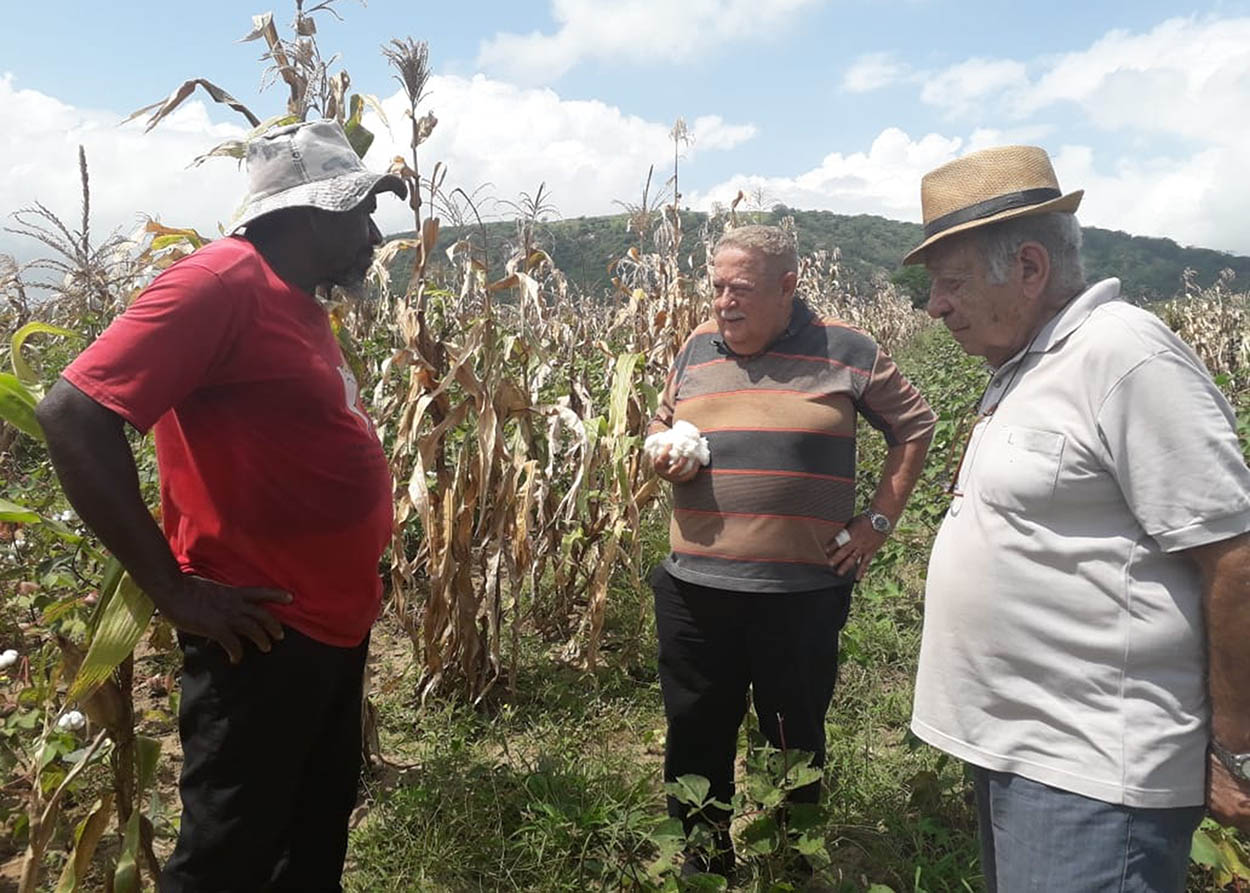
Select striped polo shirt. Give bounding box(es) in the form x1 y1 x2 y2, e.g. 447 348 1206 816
651 299 935 592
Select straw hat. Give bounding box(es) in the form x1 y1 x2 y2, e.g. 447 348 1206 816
230 120 406 232
902 146 1082 265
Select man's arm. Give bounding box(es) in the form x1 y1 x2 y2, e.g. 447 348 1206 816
36 379 290 663
1187 531 1250 832
831 436 931 580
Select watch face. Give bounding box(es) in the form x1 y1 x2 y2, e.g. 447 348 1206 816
870 513 890 533
1237 755 1250 782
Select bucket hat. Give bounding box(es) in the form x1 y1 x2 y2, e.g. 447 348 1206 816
231 119 405 232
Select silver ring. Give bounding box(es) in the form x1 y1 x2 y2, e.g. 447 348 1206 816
834 529 851 547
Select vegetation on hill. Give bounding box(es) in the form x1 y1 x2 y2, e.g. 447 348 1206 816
392 206 1250 309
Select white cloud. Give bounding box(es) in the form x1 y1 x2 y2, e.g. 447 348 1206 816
841 52 909 93
0 73 248 264
1020 15 1250 142
919 58 1030 118
361 74 754 233
913 15 1250 142
692 122 1250 255
477 0 825 83
0 72 755 262
689 115 757 151
689 127 962 218
737 15 1250 254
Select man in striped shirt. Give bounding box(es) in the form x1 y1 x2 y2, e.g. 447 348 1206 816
648 224 935 875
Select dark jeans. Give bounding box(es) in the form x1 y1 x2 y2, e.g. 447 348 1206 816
974 767 1204 893
650 566 852 831
160 627 369 893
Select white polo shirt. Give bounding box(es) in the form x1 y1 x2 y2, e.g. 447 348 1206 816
912 278 1250 808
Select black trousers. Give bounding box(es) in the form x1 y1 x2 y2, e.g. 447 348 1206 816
651 566 851 830
160 626 369 893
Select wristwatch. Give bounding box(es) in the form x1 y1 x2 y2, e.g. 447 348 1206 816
1211 740 1250 783
863 510 893 536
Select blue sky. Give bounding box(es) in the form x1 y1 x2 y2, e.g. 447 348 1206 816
4 0 1250 262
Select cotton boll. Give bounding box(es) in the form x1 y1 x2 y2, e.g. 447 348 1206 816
0 649 17 670
644 420 710 467
57 710 86 732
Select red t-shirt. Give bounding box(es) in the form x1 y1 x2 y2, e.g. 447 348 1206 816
63 236 392 647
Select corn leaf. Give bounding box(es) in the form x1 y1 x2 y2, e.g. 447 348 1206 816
0 372 42 441
0 497 39 524
135 735 161 793
344 94 374 159
87 556 126 638
11 322 77 388
113 808 141 893
608 352 642 437
54 794 114 893
124 78 261 132
68 573 153 703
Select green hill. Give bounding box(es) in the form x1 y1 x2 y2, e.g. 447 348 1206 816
388 207 1250 306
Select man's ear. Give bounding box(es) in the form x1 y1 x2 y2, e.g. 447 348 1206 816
1017 241 1050 302
780 270 798 299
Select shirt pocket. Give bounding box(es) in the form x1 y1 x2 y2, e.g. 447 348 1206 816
976 425 1066 513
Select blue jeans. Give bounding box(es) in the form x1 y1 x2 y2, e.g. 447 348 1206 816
973 767 1203 893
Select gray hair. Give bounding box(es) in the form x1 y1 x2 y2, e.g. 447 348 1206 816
976 212 1085 299
713 225 798 276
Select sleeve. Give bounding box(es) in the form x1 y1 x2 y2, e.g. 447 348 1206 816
1097 349 1250 552
855 345 937 446
61 257 252 433
648 364 679 436
647 334 700 436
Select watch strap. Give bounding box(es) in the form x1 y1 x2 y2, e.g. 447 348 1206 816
1211 739 1250 782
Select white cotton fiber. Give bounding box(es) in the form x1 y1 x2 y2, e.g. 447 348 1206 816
644 419 711 466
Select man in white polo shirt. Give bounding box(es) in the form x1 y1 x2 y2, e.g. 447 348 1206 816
904 145 1250 892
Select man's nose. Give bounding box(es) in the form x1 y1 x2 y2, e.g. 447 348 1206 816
925 285 947 319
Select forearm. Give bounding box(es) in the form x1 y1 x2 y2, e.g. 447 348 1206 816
868 437 931 523
36 379 183 605
1196 532 1250 749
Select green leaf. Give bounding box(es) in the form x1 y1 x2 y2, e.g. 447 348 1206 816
651 816 685 843
55 794 113 893
791 833 826 857
11 322 77 389
38 515 83 544
0 372 43 441
741 815 780 855
342 94 375 159
68 573 153 703
681 875 728 891
135 735 161 794
113 807 141 893
608 352 642 437
866 885 897 893
784 802 825 833
0 496 40 524
664 773 710 807
1191 827 1223 868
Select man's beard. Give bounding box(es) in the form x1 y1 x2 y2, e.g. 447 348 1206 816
327 253 377 301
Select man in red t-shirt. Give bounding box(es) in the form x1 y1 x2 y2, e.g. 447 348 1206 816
37 120 405 892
